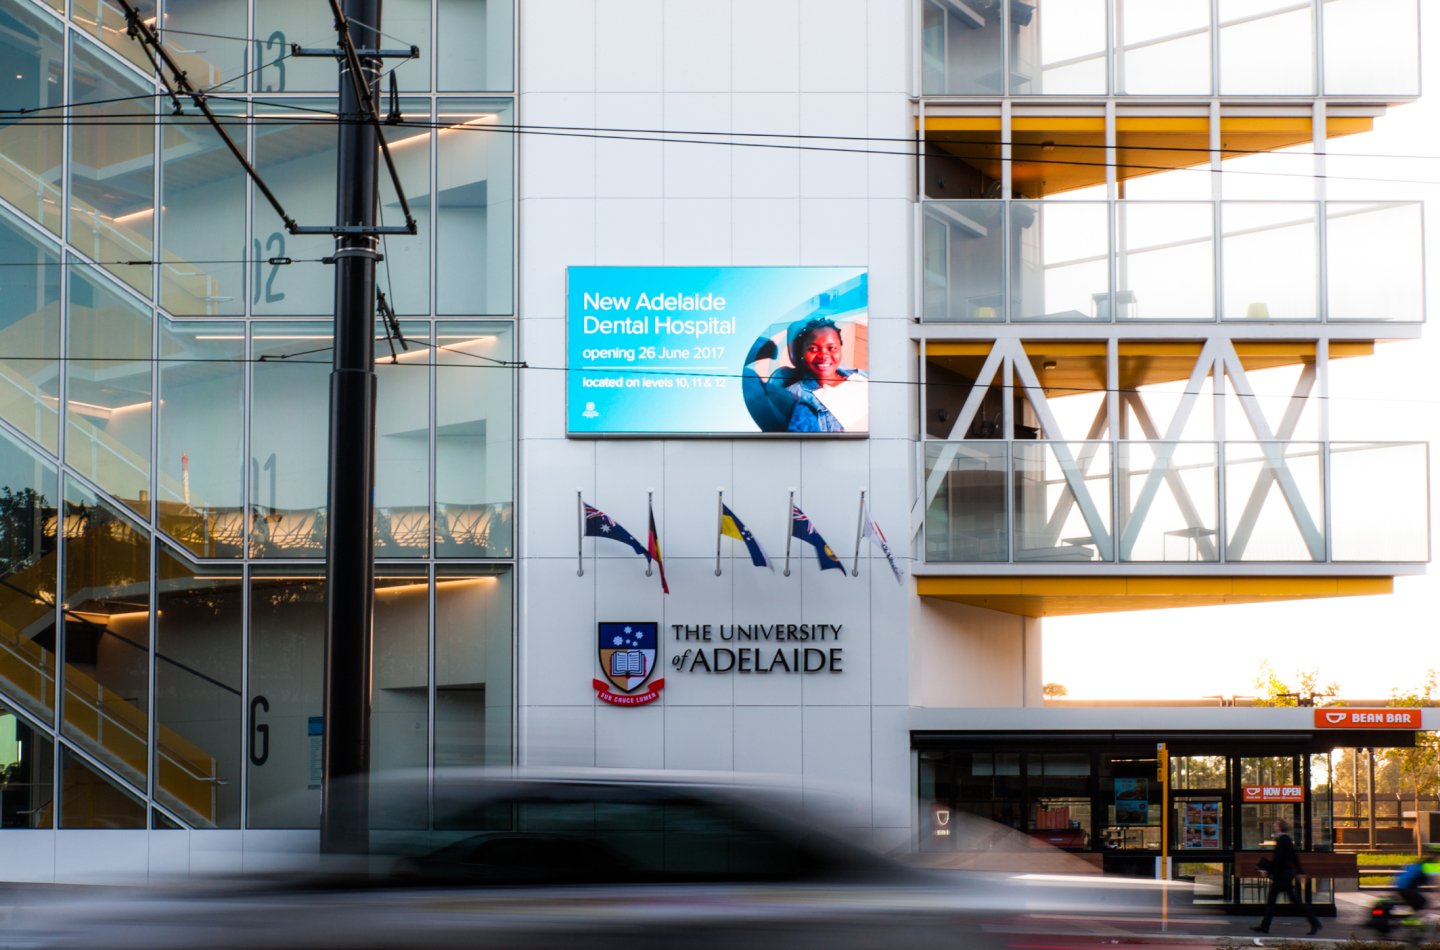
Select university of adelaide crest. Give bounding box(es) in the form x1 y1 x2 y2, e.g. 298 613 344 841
593 622 664 706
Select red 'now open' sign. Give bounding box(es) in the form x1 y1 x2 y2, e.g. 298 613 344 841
1243 785 1304 803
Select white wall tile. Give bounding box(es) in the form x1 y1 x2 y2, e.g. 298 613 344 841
187 830 244 878
1 831 54 882
800 198 869 264
660 441 734 557
522 557 602 705
799 94 870 198
870 705 913 829
800 704 872 827
595 94 664 198
799 0 868 93
596 198 664 264
729 566 805 706
520 438 594 558
867 94 913 198
865 197 913 320
595 703 665 768
663 0 733 92
664 93 733 198
732 94 801 198
735 705 802 775
518 199 595 316
733 199 801 265
866 0 909 94
799 567 870 706
519 93 597 199
521 705 597 767
865 320 912 442
519 0 596 92
659 559 738 707
596 0 664 91
56 831 148 883
661 199 733 265
238 831 324 874
663 706 735 770
148 828 191 879
733 0 800 92
518 317 566 441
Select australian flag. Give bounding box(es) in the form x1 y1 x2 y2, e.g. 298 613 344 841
791 505 844 571
583 502 648 558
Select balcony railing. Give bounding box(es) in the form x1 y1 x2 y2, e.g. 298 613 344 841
922 440 1428 564
922 200 1424 324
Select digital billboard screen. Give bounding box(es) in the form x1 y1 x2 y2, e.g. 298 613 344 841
567 266 868 436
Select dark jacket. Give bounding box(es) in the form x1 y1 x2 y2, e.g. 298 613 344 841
1270 833 1303 880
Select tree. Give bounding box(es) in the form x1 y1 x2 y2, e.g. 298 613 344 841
1252 661 1339 707
1042 682 1068 698
1387 670 1440 853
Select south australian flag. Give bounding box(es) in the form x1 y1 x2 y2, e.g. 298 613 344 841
583 502 648 558
791 505 844 571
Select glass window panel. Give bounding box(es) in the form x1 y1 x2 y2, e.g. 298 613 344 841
924 131 1002 201
247 568 323 828
1219 0 1313 96
1117 118 1212 201
438 0 514 92
1118 343 1216 441
66 266 152 516
0 207 61 451
921 201 1005 322
252 0 339 92
1117 203 1214 320
435 322 513 558
1117 442 1218 563
924 442 1009 562
1323 0 1419 96
435 565 512 770
1311 753 1333 850
252 100 336 314
251 323 330 557
920 0 1004 95
1012 120 1106 199
0 2 64 235
158 322 245 557
160 105 247 315
73 0 155 71
436 99 514 315
155 547 241 828
387 0 432 93
1117 0 1210 95
1013 441 1111 562
0 702 54 828
1221 203 1318 320
159 0 249 91
1012 202 1108 321
69 37 156 297
1171 756 1228 790
1224 443 1324 561
1329 442 1428 562
1174 798 1226 850
377 323 430 558
379 100 432 315
61 480 151 789
0 429 58 724
372 566 428 828
58 746 145 828
1325 202 1423 323
1012 0 1105 94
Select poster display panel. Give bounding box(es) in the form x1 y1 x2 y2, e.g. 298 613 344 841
567 266 869 436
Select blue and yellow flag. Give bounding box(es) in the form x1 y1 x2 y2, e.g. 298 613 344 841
720 503 773 570
791 505 844 572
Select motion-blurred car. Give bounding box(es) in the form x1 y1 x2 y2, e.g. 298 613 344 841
1 770 1190 949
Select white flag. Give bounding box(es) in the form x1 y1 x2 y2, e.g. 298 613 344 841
862 507 904 584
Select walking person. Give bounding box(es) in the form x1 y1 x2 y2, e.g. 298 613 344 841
1252 819 1321 935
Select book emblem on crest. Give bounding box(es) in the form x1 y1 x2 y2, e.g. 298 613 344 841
593 622 664 706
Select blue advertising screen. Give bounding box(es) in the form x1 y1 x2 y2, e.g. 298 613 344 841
567 266 868 436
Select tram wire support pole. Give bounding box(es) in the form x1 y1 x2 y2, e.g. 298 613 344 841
321 0 383 856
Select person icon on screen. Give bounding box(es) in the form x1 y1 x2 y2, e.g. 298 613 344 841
785 317 868 432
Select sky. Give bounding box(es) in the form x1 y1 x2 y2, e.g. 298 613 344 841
1042 9 1440 702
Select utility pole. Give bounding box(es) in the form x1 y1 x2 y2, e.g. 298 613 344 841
321 0 383 855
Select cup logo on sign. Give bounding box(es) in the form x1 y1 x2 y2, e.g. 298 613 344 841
1326 712 1347 724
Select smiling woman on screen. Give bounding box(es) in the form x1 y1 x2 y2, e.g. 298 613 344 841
785 317 869 433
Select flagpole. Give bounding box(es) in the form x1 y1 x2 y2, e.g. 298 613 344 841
576 491 584 577
783 490 794 577
645 490 654 576
851 489 866 577
714 489 724 576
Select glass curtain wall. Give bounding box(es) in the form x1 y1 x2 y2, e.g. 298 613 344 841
0 0 518 831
